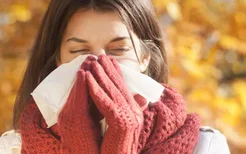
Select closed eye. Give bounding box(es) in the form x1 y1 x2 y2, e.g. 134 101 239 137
69 49 90 53
69 48 131 54
107 48 131 56
110 48 130 52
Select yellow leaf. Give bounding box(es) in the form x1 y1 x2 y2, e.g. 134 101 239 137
9 4 31 22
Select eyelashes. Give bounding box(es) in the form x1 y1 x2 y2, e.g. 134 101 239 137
69 48 131 55
69 49 90 53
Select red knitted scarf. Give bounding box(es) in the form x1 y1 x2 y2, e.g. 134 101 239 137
20 84 200 154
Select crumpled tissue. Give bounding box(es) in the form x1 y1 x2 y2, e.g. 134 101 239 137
31 55 164 136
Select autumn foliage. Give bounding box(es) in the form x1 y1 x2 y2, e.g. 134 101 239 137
0 0 245 153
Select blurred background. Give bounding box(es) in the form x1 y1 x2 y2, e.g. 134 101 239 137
0 0 245 153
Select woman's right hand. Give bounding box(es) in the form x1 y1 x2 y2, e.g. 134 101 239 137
86 55 144 154
57 56 101 154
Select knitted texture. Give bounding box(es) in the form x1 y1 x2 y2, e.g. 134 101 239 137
137 85 201 154
19 55 200 154
20 56 102 154
86 55 144 154
87 55 200 154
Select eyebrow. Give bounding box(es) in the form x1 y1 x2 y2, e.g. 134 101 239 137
66 36 130 44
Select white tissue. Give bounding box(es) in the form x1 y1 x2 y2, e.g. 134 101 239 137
31 55 164 131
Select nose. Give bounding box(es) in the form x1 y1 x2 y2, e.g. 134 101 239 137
92 49 106 56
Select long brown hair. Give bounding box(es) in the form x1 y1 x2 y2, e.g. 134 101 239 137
13 0 168 130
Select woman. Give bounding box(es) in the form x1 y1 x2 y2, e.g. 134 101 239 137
0 0 230 153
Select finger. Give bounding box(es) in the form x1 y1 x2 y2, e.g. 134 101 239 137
98 55 129 96
75 70 89 111
91 60 127 106
109 56 123 76
98 55 124 87
80 55 97 71
86 71 116 117
60 70 89 117
98 55 138 110
80 59 92 72
58 71 88 136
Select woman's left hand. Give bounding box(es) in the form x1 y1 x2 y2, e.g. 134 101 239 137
86 55 144 154
58 56 101 154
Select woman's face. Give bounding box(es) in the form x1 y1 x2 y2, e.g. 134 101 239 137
59 9 149 72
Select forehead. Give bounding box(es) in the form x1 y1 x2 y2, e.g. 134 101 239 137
63 9 130 40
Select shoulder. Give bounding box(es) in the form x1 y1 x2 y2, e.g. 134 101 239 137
193 126 230 154
0 130 21 154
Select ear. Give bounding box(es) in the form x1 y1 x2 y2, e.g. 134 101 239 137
140 52 151 72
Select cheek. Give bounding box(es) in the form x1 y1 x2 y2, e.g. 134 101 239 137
111 47 142 72
112 56 141 72
59 48 77 64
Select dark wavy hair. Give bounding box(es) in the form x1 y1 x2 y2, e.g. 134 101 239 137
13 0 168 130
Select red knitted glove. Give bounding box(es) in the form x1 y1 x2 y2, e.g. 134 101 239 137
86 55 144 154
57 56 101 154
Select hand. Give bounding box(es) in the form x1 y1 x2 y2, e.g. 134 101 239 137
57 56 101 154
86 55 144 154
